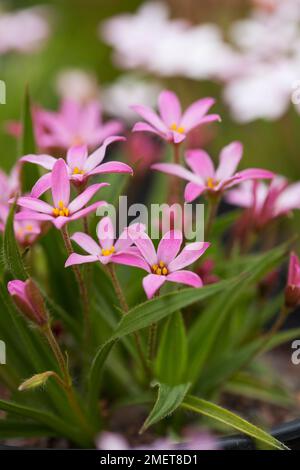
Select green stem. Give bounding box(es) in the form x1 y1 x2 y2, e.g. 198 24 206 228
42 323 94 438
147 322 157 361
107 264 151 377
61 225 90 343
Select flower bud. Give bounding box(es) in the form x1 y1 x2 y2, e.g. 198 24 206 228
284 252 300 308
7 279 48 326
18 371 55 391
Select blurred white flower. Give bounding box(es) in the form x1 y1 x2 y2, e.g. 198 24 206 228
102 75 161 122
101 2 233 80
56 68 99 103
0 7 50 54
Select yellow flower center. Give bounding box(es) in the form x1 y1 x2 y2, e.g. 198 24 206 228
72 135 84 146
73 167 85 175
170 123 185 134
152 261 168 276
101 246 115 256
206 177 218 189
52 200 70 217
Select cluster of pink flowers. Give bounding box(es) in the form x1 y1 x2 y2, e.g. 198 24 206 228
4 89 300 303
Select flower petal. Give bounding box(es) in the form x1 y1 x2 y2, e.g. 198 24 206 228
180 98 216 131
132 122 164 138
31 173 52 198
128 229 157 266
185 150 215 178
91 121 123 146
68 183 109 213
157 230 182 265
112 252 150 272
166 270 203 288
151 163 203 185
114 228 133 252
66 145 88 170
168 242 210 272
237 168 274 183
184 182 206 202
276 182 300 214
158 90 181 127
84 136 126 172
51 159 70 207
215 142 243 180
16 196 53 214
71 232 101 255
15 211 53 222
88 161 133 176
65 253 98 267
142 274 167 299
20 154 56 170
131 105 167 133
96 216 115 249
68 201 107 222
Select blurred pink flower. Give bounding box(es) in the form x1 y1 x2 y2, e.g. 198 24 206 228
65 217 146 269
196 259 219 285
0 204 42 246
14 159 108 230
0 165 21 205
97 431 216 450
226 177 300 228
20 136 131 197
35 99 123 151
128 227 209 298
125 133 162 174
285 252 300 308
152 141 273 202
131 90 220 144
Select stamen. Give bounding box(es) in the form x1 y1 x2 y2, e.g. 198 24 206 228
52 201 70 218
207 177 218 189
73 167 85 175
152 260 168 276
170 123 185 134
101 246 115 256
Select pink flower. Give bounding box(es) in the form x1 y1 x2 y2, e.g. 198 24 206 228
0 204 42 246
131 90 220 144
125 133 162 175
128 227 210 298
20 136 132 197
196 258 219 285
152 141 274 202
7 279 48 326
285 252 300 308
35 99 123 151
13 159 108 230
65 217 147 269
226 177 300 228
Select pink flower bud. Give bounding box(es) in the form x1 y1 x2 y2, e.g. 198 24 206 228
7 279 48 326
285 252 300 308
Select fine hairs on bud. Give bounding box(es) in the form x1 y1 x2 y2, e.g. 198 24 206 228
18 371 56 391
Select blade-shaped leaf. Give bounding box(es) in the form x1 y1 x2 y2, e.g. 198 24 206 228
3 201 28 280
181 395 288 450
155 311 187 385
141 382 190 433
0 420 56 438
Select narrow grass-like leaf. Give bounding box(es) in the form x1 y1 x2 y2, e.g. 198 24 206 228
141 382 190 433
3 201 28 280
155 311 187 385
182 395 288 450
0 420 56 438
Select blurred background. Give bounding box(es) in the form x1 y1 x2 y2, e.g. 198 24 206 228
0 0 300 187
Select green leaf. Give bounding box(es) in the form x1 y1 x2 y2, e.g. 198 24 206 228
88 278 237 410
19 87 39 192
141 382 190 433
3 201 28 280
0 399 87 446
155 311 187 385
188 242 289 383
225 373 294 408
0 420 56 438
181 395 288 450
